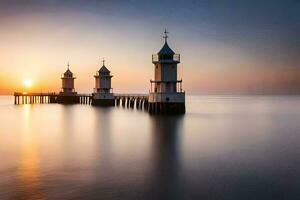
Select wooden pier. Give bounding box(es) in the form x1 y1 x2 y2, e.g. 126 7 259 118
14 92 58 104
14 92 184 114
14 92 149 109
14 92 93 105
114 94 149 110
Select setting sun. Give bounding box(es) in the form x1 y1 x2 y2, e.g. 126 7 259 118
23 79 33 88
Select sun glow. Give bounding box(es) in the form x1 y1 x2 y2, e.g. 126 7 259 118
23 79 33 88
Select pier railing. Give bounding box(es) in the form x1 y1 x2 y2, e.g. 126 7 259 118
14 92 57 96
14 92 91 105
13 92 58 104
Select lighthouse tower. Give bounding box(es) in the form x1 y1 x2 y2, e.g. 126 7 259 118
148 30 185 114
92 59 114 106
57 62 79 104
61 62 76 94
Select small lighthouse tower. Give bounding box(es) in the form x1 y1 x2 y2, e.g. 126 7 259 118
61 62 76 94
148 30 185 114
57 62 79 104
92 59 115 106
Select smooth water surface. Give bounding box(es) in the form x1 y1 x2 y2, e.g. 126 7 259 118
1 95 300 199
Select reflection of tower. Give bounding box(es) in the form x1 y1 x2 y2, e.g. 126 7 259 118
149 29 185 114
84 107 114 199
145 115 184 199
57 62 80 104
92 59 115 106
61 105 76 170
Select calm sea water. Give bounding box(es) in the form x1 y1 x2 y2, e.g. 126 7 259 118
1 95 300 199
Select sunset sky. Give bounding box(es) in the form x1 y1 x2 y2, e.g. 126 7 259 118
0 0 299 94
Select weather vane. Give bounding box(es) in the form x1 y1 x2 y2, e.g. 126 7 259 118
102 58 105 66
163 28 169 42
67 61 70 69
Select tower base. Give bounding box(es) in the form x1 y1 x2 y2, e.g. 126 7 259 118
92 99 115 106
148 102 185 114
57 95 80 104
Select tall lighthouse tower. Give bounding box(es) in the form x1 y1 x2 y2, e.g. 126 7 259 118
92 59 114 106
57 62 79 104
149 30 185 114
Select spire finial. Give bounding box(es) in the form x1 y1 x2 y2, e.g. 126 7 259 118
67 61 70 70
163 28 169 43
102 58 105 66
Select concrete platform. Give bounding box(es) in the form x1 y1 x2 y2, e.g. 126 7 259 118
92 99 115 106
148 102 185 114
57 95 80 104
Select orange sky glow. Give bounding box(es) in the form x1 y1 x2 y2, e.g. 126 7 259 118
0 9 299 95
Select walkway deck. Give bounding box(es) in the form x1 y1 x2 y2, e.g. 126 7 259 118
13 92 149 109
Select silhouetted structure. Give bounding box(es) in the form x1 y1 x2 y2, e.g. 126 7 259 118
14 31 186 114
57 62 80 104
92 59 115 106
149 30 185 114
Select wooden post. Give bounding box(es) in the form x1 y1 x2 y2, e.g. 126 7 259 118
127 98 130 108
130 98 133 108
136 98 139 109
121 98 124 107
129 98 132 108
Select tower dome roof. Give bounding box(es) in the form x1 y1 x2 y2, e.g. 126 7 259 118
99 65 110 73
64 68 73 76
63 62 73 76
158 42 175 55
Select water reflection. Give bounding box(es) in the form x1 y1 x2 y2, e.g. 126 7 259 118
72 107 115 199
15 105 46 200
93 107 113 180
146 115 184 200
62 105 75 168
2 96 300 199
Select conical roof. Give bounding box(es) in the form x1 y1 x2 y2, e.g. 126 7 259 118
99 65 110 73
64 68 73 76
158 42 175 55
